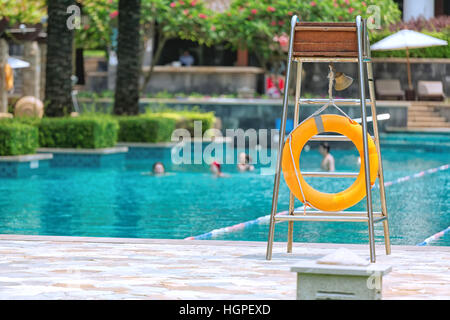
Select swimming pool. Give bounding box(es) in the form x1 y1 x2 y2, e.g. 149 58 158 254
0 134 448 246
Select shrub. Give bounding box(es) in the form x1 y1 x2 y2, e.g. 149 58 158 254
148 110 216 136
386 16 450 33
38 116 119 148
117 115 176 143
0 121 39 156
174 111 216 135
14 116 42 127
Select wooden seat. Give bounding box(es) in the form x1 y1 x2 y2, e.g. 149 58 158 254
375 79 405 100
417 80 445 101
293 22 358 58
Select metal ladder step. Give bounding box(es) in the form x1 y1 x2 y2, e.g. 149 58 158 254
293 57 361 63
302 172 359 178
299 98 372 105
276 215 387 223
309 134 375 141
275 212 385 223
293 210 383 216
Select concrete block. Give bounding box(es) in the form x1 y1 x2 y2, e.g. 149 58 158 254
291 261 391 300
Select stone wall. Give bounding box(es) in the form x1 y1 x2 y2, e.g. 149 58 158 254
299 58 450 98
141 66 264 94
83 58 449 97
78 98 409 134
140 100 408 133
86 66 264 95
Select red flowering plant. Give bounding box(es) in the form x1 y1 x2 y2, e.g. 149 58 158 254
68 0 217 89
304 0 400 26
142 0 217 45
75 0 118 53
217 0 301 73
140 0 218 89
219 0 401 72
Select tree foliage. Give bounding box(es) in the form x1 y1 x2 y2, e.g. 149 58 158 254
218 0 401 71
75 0 118 51
68 0 403 73
140 0 217 90
0 0 46 25
142 0 217 45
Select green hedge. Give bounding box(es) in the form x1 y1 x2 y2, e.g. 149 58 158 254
1 109 215 149
117 116 176 143
0 121 38 156
38 116 119 148
176 111 215 135
149 110 216 136
117 110 215 143
370 30 450 58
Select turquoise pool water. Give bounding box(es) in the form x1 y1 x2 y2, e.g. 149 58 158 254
0 134 448 246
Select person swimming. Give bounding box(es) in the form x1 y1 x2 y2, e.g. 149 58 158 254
319 142 335 172
210 161 228 177
142 162 174 177
237 152 255 172
152 162 165 175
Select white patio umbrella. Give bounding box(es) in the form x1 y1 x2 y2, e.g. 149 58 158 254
7 57 30 69
370 29 448 89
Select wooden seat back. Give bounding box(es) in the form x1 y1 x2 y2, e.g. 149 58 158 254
293 22 358 58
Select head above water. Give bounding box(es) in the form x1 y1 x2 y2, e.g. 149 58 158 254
319 142 330 155
210 161 221 174
152 162 165 174
238 152 251 164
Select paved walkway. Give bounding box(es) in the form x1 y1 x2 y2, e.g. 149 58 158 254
0 235 448 299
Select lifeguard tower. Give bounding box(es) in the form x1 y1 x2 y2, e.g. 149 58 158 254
266 16 391 263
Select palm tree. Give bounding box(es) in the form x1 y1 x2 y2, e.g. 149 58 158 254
45 0 75 117
113 0 141 115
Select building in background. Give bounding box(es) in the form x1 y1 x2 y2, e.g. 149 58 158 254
394 0 449 21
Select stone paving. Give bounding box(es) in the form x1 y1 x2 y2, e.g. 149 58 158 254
0 234 448 300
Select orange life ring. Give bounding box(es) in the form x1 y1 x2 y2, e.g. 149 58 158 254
5 63 13 91
281 114 378 212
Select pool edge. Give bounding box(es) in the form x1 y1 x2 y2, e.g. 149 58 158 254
0 233 448 251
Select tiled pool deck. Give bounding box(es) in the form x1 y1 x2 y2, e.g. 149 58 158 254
0 235 448 300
